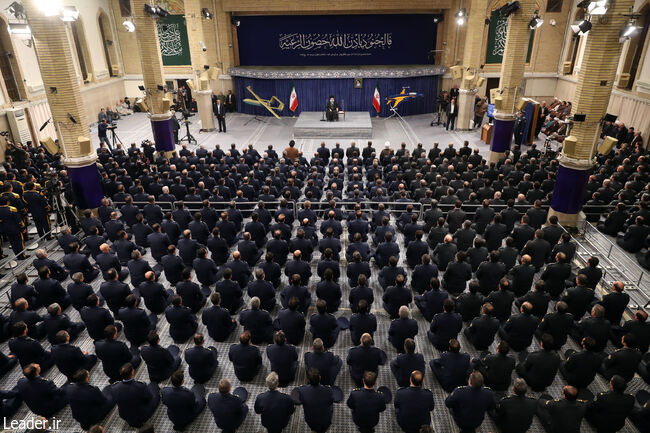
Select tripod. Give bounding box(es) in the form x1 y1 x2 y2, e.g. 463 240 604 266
179 119 197 145
109 126 122 148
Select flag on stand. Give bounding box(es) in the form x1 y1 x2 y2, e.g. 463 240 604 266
289 84 298 112
372 84 381 114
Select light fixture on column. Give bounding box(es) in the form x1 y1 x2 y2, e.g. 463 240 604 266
144 4 169 18
7 23 31 36
620 18 640 42
571 19 592 35
6 2 25 20
455 9 467 25
34 0 61 17
49 86 57 94
201 8 213 19
587 0 609 15
60 6 79 22
138 85 146 91
123 20 135 32
199 41 207 52
496 1 521 17
529 11 544 29
67 113 77 124
231 16 241 27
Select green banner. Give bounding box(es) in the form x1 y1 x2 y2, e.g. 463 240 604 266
485 10 535 64
157 14 191 66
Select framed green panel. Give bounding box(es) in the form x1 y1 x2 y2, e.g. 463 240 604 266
157 14 191 66
485 10 535 64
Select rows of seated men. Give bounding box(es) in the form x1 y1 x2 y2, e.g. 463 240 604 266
0 139 649 433
586 140 650 269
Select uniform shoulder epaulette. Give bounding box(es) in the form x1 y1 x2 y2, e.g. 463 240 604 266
11 192 18 197
8 206 17 212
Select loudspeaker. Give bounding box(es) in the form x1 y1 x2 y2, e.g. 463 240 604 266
450 66 462 79
111 65 120 76
185 79 195 91
573 113 586 122
477 76 485 87
136 100 149 112
78 136 92 155
604 113 618 123
494 96 503 110
562 61 572 74
562 135 578 156
40 137 58 155
208 67 220 81
516 98 528 111
199 77 209 91
161 97 171 112
617 73 630 88
598 136 618 155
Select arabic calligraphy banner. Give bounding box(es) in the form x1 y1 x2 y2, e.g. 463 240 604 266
236 14 438 66
485 10 535 64
157 15 191 66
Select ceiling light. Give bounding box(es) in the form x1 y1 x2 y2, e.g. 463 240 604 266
620 19 640 42
123 20 135 32
8 23 31 36
144 4 157 16
201 8 212 19
587 0 609 15
455 8 467 25
60 6 79 22
35 0 61 17
529 12 543 29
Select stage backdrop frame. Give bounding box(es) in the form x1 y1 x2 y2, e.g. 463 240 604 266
235 14 438 66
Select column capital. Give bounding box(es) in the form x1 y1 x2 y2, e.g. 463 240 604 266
63 154 98 168
493 111 517 121
150 112 173 121
557 152 597 170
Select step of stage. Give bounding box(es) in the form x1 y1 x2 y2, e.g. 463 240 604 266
293 111 373 139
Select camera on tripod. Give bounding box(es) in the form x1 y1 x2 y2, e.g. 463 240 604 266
43 168 61 195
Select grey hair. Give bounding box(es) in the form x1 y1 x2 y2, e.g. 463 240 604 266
250 296 261 309
35 249 46 259
398 305 410 319
266 372 279 390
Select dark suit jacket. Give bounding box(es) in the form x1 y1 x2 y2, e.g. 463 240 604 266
228 342 262 381
17 376 66 417
184 346 218 384
95 338 137 381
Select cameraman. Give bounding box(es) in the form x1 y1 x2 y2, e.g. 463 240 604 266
98 118 113 151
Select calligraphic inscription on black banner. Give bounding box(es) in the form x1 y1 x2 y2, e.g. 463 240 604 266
237 14 437 66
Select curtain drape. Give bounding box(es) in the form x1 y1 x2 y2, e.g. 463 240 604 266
234 76 439 117
27 100 56 142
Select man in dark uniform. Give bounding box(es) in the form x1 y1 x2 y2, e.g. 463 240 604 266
213 98 226 133
445 371 496 432
0 196 26 259
202 293 237 342
347 371 387 433
111 363 160 428
536 385 587 433
296 368 335 433
326 96 339 121
171 109 180 143
16 363 68 418
304 338 342 386
254 372 295 433
23 182 51 239
493 378 537 433
94 324 141 383
347 333 387 387
390 338 426 387
228 331 262 381
161 369 207 431
208 378 248 432
515 333 560 392
585 375 634 433
66 368 115 430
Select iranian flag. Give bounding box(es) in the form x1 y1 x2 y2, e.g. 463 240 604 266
289 84 298 112
372 84 381 113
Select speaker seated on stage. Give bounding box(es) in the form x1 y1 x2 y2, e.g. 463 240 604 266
326 96 339 122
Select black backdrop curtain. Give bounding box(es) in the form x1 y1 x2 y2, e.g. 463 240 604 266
233 76 439 117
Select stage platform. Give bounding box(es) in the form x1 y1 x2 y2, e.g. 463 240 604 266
293 111 373 139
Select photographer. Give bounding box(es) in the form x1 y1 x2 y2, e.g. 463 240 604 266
23 181 52 240
98 119 113 151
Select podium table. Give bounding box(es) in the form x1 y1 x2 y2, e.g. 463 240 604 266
481 123 493 145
